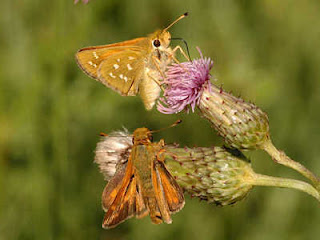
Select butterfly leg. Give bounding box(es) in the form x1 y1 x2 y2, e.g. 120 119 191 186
167 45 191 75
151 56 167 80
149 56 169 91
172 45 191 62
156 140 166 163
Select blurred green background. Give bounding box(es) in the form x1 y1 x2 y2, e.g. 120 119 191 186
1 0 320 239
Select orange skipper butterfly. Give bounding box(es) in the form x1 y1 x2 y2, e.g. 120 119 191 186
76 13 189 110
95 122 184 228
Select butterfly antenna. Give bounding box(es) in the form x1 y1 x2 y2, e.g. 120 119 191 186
163 12 188 32
149 120 182 134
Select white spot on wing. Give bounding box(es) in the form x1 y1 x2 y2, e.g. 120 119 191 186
127 64 133 71
113 64 119 69
117 59 120 62
88 61 97 68
93 52 99 59
119 74 124 79
128 56 135 60
109 72 116 78
124 76 128 82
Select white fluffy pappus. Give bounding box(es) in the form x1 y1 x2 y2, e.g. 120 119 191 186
94 130 133 180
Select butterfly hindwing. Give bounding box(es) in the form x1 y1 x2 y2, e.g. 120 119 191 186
98 50 146 96
75 37 146 78
76 37 149 96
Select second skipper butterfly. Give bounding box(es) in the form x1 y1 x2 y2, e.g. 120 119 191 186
76 13 189 110
95 121 185 228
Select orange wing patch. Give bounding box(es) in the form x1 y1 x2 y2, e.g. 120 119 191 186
155 161 185 213
152 161 172 224
101 158 149 229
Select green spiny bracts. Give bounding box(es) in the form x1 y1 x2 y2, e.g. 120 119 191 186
163 145 254 206
199 84 270 150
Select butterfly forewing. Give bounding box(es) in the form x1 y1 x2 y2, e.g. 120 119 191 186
101 155 150 229
156 161 185 213
152 160 172 224
101 163 127 212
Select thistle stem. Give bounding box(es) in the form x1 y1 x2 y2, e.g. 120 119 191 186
262 139 320 191
249 173 320 202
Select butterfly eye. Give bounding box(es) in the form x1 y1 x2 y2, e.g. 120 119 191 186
153 39 161 48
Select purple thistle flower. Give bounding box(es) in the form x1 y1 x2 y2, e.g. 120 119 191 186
157 48 214 114
74 0 90 4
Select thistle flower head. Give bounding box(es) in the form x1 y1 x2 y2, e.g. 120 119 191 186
94 130 132 180
157 47 269 150
157 48 213 114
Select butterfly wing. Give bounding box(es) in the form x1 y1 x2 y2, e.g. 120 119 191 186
154 160 185 214
101 163 127 212
76 38 149 96
152 160 172 224
101 156 148 229
97 50 146 96
76 37 146 79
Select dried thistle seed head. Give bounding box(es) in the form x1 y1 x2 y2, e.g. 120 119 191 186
94 130 132 180
199 85 270 150
164 146 254 206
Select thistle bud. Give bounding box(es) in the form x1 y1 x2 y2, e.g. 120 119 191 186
199 84 269 149
164 145 254 206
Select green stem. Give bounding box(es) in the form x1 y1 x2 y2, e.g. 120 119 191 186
249 173 320 202
262 138 320 192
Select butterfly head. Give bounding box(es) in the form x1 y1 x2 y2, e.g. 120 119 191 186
149 30 172 51
132 127 153 144
149 12 188 51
